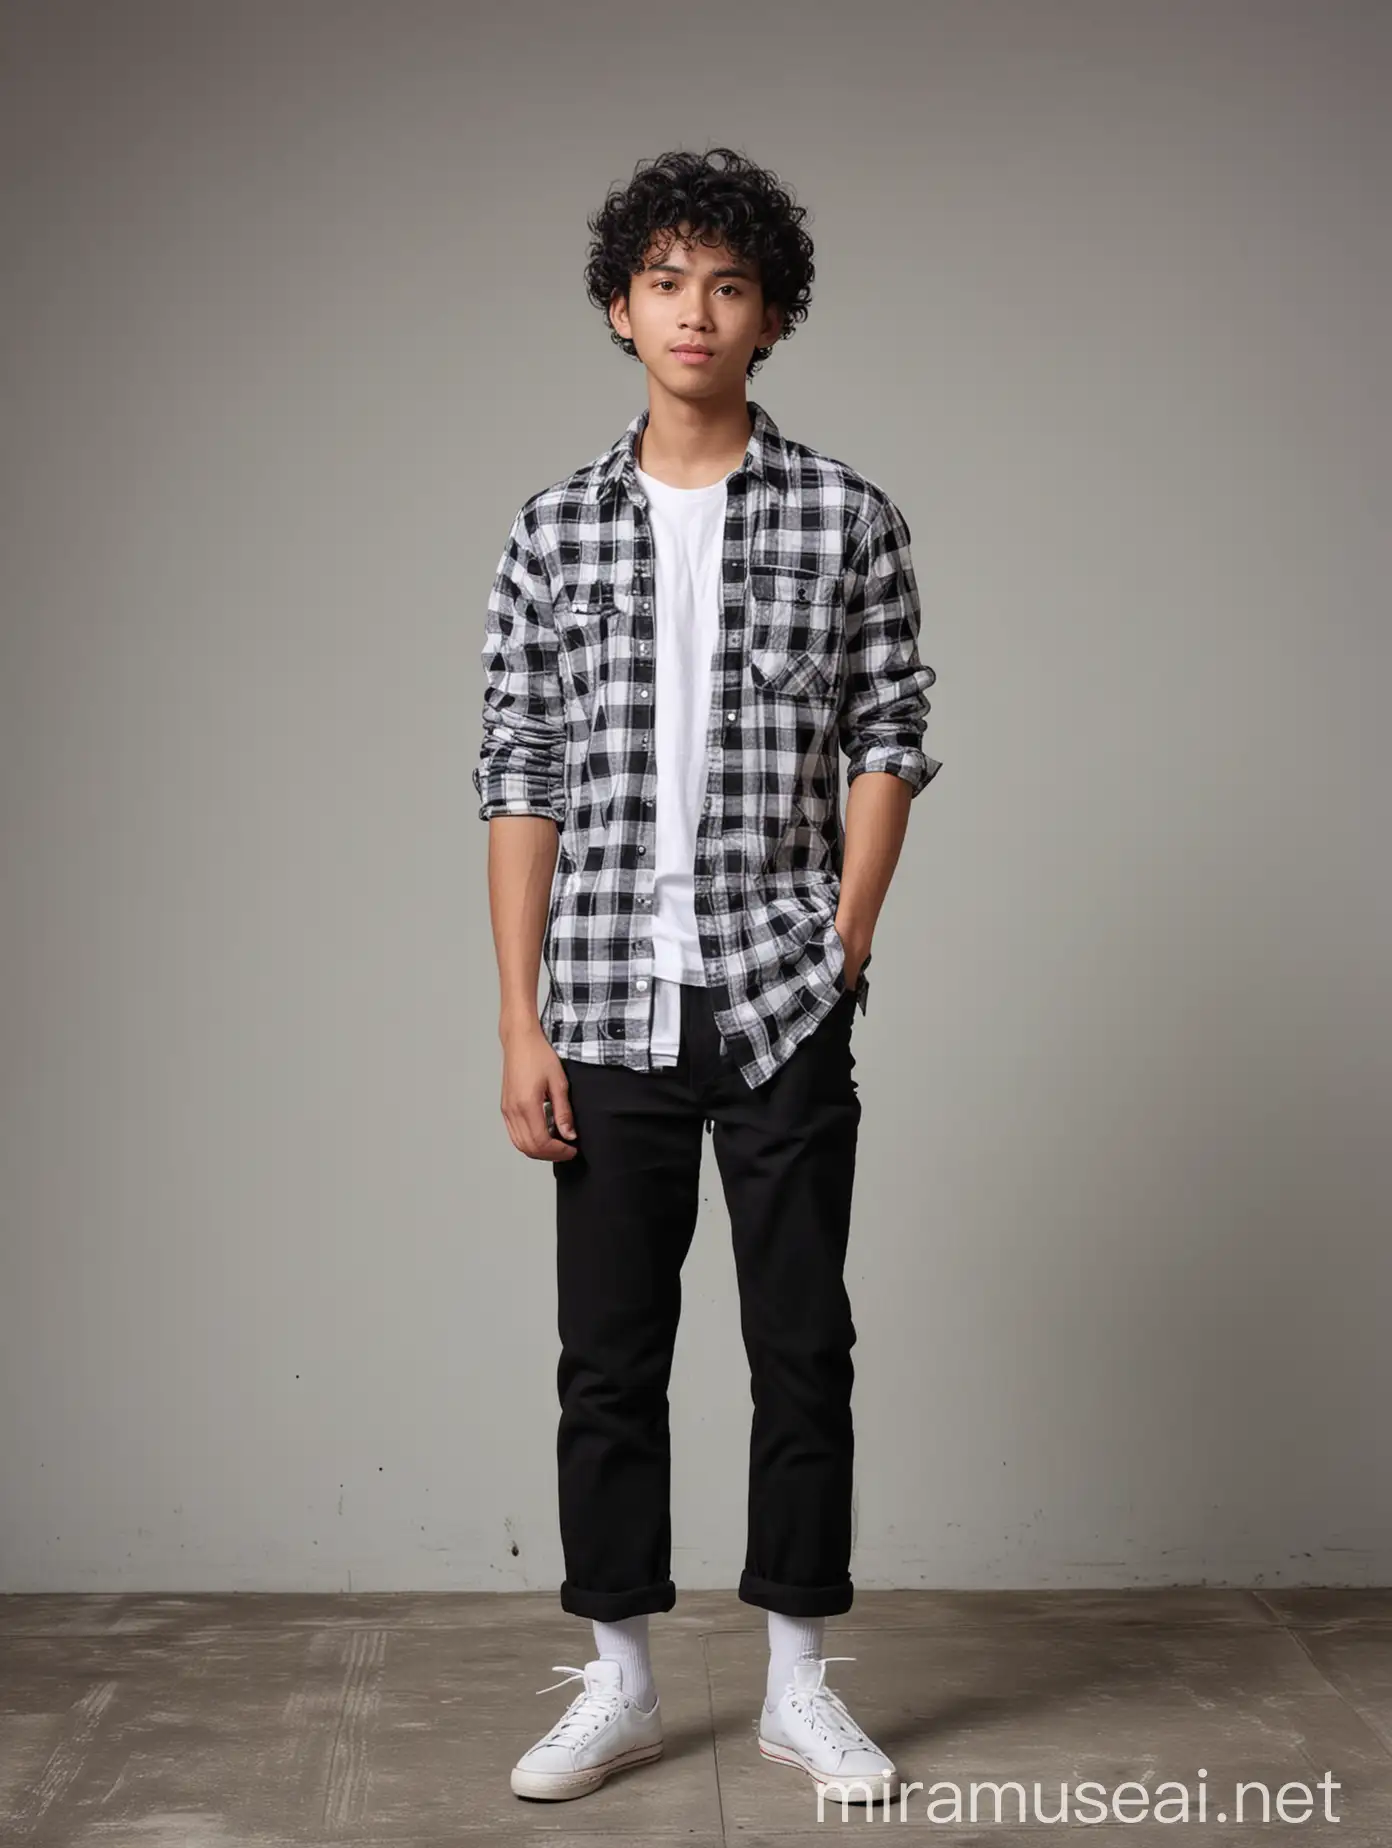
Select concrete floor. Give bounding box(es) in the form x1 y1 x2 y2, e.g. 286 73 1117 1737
1 1588 1390 1844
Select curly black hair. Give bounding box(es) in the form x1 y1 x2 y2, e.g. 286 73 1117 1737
584 147 815 380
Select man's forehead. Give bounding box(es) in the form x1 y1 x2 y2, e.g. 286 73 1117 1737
637 232 757 277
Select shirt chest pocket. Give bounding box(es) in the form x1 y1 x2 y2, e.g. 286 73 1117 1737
555 580 626 707
747 567 843 701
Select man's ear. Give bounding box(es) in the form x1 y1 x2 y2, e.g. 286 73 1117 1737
609 288 631 339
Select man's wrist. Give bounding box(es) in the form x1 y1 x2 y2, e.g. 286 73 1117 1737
499 1006 544 1043
834 911 874 953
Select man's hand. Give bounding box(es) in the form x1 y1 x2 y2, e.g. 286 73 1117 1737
501 1021 580 1161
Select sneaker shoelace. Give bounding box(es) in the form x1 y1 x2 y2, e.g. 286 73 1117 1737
788 1656 881 1754
533 1664 624 1748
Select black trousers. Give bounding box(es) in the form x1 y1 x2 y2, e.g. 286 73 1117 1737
553 980 862 1621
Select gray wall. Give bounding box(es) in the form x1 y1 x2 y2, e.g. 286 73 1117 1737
2 0 1388 1593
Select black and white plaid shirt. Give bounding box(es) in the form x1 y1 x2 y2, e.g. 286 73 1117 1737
473 398 941 1089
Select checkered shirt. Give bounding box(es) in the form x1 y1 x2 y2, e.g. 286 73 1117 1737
473 398 942 1089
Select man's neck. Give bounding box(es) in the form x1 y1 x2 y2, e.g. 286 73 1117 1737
635 388 753 489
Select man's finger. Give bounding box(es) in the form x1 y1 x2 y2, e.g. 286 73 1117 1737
544 1090 579 1144
501 1098 580 1161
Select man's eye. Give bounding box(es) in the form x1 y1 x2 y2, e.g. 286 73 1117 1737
652 280 739 295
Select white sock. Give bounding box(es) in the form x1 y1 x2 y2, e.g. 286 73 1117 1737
592 1614 657 1711
766 1611 826 1711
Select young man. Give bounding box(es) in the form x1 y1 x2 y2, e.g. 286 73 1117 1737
473 148 941 1805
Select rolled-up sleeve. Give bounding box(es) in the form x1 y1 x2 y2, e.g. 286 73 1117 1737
472 509 566 824
839 495 942 797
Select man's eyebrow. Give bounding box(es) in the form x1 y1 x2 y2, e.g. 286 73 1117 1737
642 259 758 280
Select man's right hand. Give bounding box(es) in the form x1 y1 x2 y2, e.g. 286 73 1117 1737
500 1021 579 1162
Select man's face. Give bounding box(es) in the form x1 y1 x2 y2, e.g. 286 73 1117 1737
610 223 782 396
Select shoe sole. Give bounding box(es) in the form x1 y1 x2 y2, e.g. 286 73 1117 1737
511 1738 664 1801
758 1737 901 1803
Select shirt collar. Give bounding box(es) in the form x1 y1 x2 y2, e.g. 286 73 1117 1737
586 397 789 504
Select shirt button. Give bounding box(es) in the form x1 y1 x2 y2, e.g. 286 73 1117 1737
638 845 646 854
725 710 736 722
639 689 650 700
636 979 648 991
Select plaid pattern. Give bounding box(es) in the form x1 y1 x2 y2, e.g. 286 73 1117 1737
473 399 941 1089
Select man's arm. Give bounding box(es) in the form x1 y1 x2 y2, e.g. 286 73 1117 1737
486 815 559 1037
835 496 942 976
474 508 566 829
473 512 578 1156
836 774 913 981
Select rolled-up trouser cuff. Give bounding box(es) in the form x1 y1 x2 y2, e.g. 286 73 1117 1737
738 1569 854 1617
560 1577 677 1621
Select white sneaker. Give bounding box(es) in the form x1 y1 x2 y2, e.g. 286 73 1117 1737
758 1655 901 1803
510 1658 663 1800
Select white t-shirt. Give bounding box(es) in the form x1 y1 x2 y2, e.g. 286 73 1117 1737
633 462 727 1064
